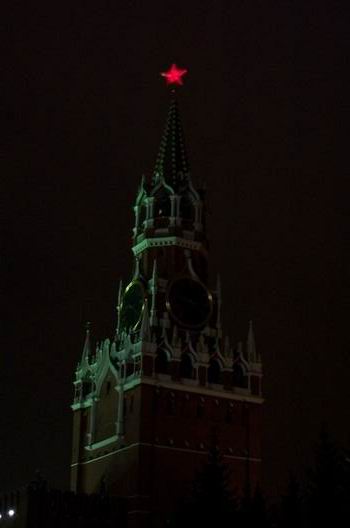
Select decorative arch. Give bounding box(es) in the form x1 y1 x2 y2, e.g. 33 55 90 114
95 367 118 399
179 193 196 222
151 177 175 197
150 178 175 220
153 187 172 218
180 352 194 379
207 357 222 384
233 361 248 388
155 348 170 375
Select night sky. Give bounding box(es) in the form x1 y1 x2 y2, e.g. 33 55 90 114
2 2 348 501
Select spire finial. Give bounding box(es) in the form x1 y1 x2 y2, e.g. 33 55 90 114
160 64 188 87
82 322 92 361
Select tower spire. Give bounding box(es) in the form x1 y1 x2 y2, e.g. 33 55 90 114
153 93 190 189
82 322 92 362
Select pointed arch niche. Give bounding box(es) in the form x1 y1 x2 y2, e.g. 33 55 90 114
233 362 249 389
153 186 172 219
179 193 196 226
155 347 170 375
180 352 195 380
207 358 222 385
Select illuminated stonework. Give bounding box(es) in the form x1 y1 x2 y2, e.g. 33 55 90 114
70 87 263 527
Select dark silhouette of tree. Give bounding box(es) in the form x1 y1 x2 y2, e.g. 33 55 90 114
170 445 237 528
305 429 350 526
278 472 304 528
240 484 269 528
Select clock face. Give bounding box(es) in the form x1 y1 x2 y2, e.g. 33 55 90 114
120 281 145 332
166 277 213 328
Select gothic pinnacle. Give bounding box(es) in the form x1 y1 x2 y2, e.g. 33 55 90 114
247 320 257 363
82 322 92 363
150 259 158 326
140 299 151 342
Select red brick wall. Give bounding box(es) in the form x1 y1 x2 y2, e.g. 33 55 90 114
72 382 262 520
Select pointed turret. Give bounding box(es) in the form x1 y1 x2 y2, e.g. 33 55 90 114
216 274 222 329
116 279 124 337
150 259 158 326
82 322 92 363
139 300 151 341
153 94 190 189
247 320 257 363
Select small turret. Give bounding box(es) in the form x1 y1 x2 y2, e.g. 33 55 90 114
139 299 151 342
115 279 124 337
216 274 222 330
247 320 257 363
150 259 158 326
82 321 92 363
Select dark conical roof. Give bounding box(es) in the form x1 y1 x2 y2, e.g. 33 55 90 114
153 94 190 189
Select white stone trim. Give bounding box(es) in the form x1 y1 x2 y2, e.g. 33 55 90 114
85 435 118 451
71 397 95 411
132 236 206 256
118 376 264 404
71 441 262 467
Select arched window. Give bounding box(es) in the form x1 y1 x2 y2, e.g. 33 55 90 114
155 349 169 375
180 353 193 379
154 188 171 218
233 363 248 388
208 358 221 384
180 195 195 222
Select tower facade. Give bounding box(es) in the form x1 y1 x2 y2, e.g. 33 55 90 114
70 90 263 526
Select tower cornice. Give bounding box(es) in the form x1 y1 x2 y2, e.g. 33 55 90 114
132 235 208 257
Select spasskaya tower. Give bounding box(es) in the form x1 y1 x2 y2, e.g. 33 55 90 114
70 65 263 527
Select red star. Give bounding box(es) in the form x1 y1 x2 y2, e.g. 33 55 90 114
161 64 188 86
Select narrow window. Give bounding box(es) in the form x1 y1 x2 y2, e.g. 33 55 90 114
233 364 248 388
180 354 193 379
155 349 168 374
208 359 221 384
